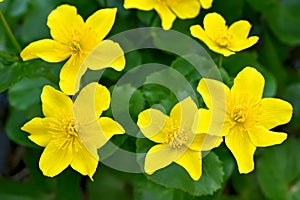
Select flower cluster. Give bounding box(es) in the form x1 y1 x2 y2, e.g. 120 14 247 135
19 2 293 182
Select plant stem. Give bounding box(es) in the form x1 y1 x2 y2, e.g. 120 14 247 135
218 54 223 69
0 11 21 53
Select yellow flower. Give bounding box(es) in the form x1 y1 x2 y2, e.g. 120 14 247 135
21 83 125 179
137 97 222 180
20 5 125 95
196 67 293 173
190 12 259 56
124 0 213 30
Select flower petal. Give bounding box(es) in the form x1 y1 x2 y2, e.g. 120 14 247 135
170 0 200 19
74 83 111 125
97 117 125 145
144 144 177 174
197 78 230 110
21 117 53 147
124 0 156 10
154 4 176 30
258 98 293 129
204 13 227 41
190 25 235 57
228 20 252 41
20 39 70 62
225 127 256 173
228 36 259 52
175 149 202 181
39 140 73 177
231 67 265 103
248 125 287 147
83 40 125 72
59 55 87 95
189 133 223 151
228 20 259 51
41 85 73 118
86 8 117 42
137 109 170 143
70 139 99 180
170 97 198 129
193 108 232 136
199 0 213 9
47 4 84 43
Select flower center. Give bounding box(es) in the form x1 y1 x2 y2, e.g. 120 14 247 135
216 33 232 47
63 119 79 139
166 122 187 148
70 41 82 54
232 105 247 123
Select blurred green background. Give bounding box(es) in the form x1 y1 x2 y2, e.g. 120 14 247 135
0 0 300 199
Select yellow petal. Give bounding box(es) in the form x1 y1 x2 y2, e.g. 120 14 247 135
190 25 214 48
86 8 117 42
175 149 202 181
21 117 53 147
247 125 287 147
228 20 259 52
189 133 223 151
199 0 213 9
70 139 99 180
228 36 259 52
203 13 227 41
169 0 200 19
225 127 256 173
231 67 265 103
39 140 73 177
41 85 73 118
193 108 232 136
258 98 293 129
124 0 156 10
190 25 234 56
47 4 84 43
83 40 125 72
74 83 111 125
154 4 176 30
59 55 87 95
170 97 198 129
137 109 170 143
228 20 252 40
98 117 125 145
144 144 177 174
197 78 230 110
20 39 70 62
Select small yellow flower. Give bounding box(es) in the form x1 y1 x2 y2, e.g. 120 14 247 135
196 67 293 173
21 83 125 179
137 97 222 180
190 13 259 56
20 4 125 95
124 0 213 30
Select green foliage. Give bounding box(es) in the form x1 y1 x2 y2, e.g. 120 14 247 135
0 0 299 199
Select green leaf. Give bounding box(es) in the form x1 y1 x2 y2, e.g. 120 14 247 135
246 0 300 45
136 138 224 196
283 83 300 128
8 77 53 111
0 62 23 93
5 107 38 148
87 165 133 200
257 137 300 200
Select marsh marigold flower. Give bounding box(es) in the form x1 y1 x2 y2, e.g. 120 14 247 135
21 83 125 179
20 5 125 95
137 97 222 180
124 0 213 30
196 67 293 173
190 13 259 56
